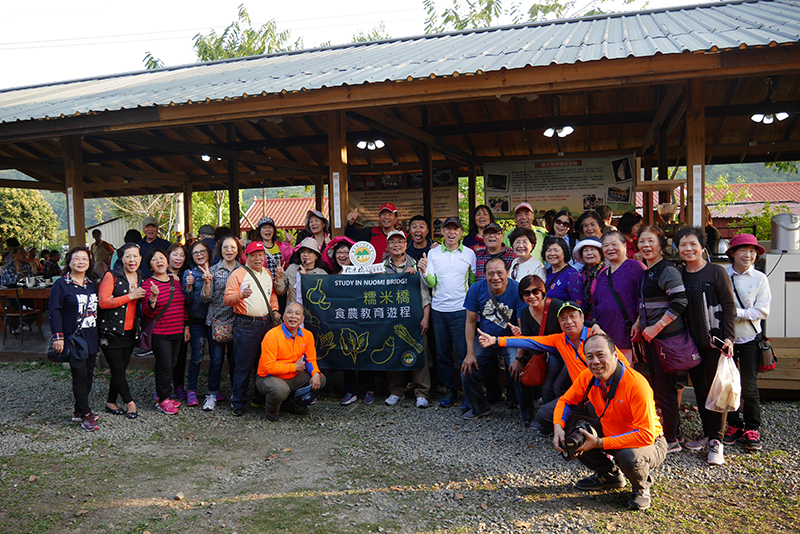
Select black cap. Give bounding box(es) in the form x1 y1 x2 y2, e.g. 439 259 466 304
483 222 503 234
557 301 583 316
409 215 428 227
442 216 462 229
256 217 275 229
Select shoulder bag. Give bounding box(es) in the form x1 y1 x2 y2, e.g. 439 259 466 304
731 275 776 372
244 265 276 328
641 272 701 373
606 266 645 363
138 280 175 352
520 298 551 387
47 296 90 368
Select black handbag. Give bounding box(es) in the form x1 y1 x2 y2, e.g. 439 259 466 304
47 301 90 368
731 275 776 372
138 280 175 352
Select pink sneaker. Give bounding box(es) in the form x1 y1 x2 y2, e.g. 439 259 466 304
156 399 179 415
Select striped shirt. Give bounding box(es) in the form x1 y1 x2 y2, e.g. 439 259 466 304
142 277 187 336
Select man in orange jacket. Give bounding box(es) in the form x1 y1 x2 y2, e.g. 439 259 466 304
255 303 326 421
553 334 667 511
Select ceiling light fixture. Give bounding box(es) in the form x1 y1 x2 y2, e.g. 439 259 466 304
543 126 574 138
750 78 790 124
356 139 385 150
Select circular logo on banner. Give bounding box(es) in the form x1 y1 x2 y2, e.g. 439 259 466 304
402 351 417 367
350 241 377 266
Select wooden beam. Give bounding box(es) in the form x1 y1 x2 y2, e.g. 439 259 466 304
0 156 63 173
89 132 324 175
685 79 706 228
82 164 189 182
314 175 324 213
0 179 64 191
640 84 683 154
183 181 193 236
327 110 349 237
643 153 653 226
227 125 240 236
350 109 476 165
61 136 86 249
468 164 477 219
422 107 434 227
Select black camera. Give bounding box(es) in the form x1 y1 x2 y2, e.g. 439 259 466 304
561 419 598 461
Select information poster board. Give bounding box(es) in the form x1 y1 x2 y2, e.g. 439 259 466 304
483 156 635 217
301 273 426 371
348 170 458 235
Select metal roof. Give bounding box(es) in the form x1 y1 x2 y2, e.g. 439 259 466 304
1 0 799 124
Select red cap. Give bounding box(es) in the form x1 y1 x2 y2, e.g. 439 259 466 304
379 202 398 214
245 241 265 254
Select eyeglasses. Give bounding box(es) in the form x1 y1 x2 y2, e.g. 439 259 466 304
192 250 207 256
522 289 543 298
554 219 570 227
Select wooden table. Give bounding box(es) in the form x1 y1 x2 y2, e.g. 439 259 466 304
0 286 51 330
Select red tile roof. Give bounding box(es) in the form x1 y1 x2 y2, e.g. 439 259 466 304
240 197 329 231
706 181 800 204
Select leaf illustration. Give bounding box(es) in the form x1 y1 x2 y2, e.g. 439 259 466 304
317 331 335 360
339 328 368 364
370 336 395 365
303 307 320 329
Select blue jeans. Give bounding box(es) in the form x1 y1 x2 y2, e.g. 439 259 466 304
432 309 468 391
187 323 209 391
461 340 520 416
232 315 272 410
207 336 233 395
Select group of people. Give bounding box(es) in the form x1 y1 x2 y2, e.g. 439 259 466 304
42 200 771 512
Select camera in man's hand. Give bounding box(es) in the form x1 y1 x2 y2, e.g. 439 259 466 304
562 419 599 461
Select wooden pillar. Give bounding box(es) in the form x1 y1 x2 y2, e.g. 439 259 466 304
422 145 433 229
183 181 193 236
468 164 477 217
686 79 706 227
227 125 240 236
314 175 324 213
61 136 86 249
643 153 653 226
327 110 348 237
657 127 670 205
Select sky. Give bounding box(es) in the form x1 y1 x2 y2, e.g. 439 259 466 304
0 0 702 90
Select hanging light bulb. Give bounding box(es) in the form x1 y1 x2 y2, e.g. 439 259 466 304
763 114 774 124
776 112 790 121
750 114 765 123
356 140 368 149
374 139 385 148
201 154 211 162
543 128 556 138
558 126 574 137
367 141 376 150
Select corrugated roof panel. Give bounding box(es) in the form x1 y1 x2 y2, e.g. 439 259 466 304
1 0 799 124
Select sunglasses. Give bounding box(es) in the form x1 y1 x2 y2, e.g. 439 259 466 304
522 289 543 298
554 219 570 227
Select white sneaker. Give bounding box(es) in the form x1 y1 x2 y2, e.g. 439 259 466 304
707 439 725 465
416 397 429 408
202 394 217 411
385 394 403 406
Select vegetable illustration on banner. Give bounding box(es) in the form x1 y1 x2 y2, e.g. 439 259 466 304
302 273 425 371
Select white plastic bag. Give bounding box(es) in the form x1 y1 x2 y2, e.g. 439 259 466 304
705 356 741 413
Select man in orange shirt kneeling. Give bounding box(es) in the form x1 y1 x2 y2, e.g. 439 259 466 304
553 334 667 511
256 303 326 421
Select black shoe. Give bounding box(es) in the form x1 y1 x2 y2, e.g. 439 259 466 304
232 406 245 417
265 412 279 422
104 405 125 416
126 411 139 419
575 470 626 491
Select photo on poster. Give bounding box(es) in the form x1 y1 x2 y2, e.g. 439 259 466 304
582 194 604 211
489 196 510 213
607 185 631 204
612 157 633 183
486 173 509 191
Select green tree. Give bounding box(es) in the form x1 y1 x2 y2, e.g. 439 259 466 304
192 4 302 62
736 201 792 241
352 22 392 43
705 174 750 214
106 194 180 241
0 188 59 249
424 0 643 33
766 161 798 176
458 175 485 230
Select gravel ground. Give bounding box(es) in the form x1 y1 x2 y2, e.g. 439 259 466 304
1 361 799 533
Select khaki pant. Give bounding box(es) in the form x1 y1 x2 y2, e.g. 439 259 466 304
255 371 327 413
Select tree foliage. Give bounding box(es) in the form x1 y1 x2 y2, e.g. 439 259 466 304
143 52 164 70
0 188 59 248
106 194 180 241
352 22 392 43
424 0 642 33
705 174 750 213
737 201 792 241
193 4 303 61
766 161 799 176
